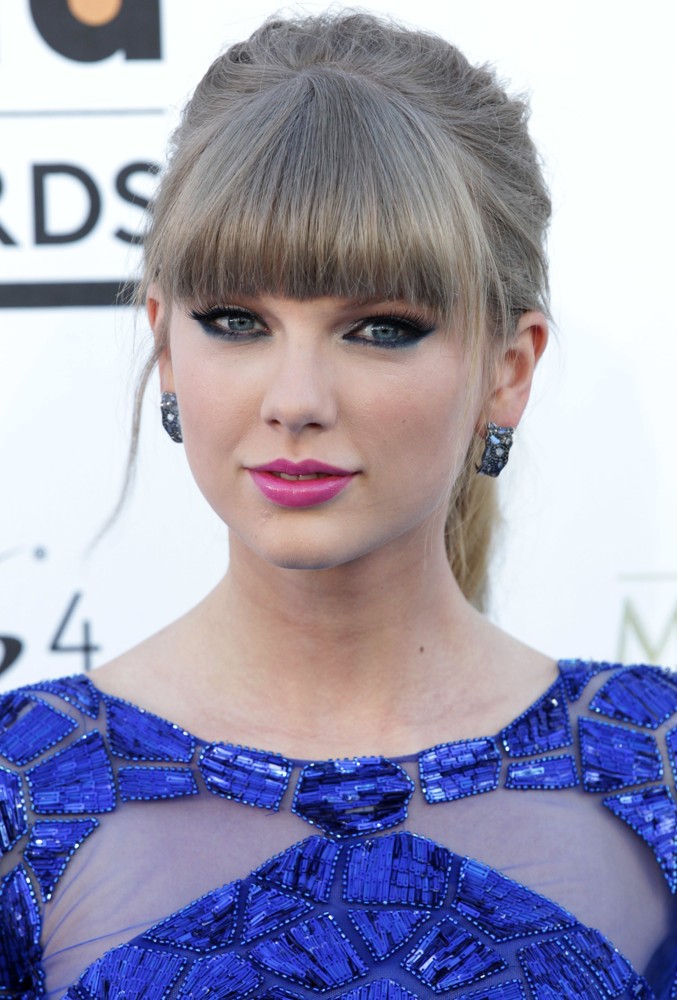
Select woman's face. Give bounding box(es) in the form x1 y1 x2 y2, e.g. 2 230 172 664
155 294 495 572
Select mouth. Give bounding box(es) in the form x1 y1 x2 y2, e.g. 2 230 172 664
250 458 354 477
266 471 335 481
247 460 356 508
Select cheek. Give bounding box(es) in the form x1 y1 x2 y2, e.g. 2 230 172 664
350 362 477 501
380 363 476 458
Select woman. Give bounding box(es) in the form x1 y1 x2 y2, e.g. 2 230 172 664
1 12 675 997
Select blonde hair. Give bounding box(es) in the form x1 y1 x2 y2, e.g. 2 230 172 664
133 11 551 607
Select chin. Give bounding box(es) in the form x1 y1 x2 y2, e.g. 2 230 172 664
253 541 362 572
231 521 384 573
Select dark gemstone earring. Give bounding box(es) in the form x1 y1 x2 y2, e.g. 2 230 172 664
161 391 183 443
476 422 514 477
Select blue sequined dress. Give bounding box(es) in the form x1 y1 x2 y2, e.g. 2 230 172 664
1 660 676 998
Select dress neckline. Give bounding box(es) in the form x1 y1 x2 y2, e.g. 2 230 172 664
80 658 580 768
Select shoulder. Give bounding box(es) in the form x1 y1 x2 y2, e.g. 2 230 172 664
557 659 677 893
0 674 105 771
1 676 106 869
558 658 677 726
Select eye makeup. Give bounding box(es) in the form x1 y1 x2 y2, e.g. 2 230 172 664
189 303 437 349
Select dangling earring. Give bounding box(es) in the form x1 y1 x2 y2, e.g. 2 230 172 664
161 391 183 443
476 422 514 477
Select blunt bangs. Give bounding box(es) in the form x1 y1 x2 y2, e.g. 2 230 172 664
146 68 492 339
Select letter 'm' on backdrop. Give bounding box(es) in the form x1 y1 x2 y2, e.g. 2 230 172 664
1 0 675 689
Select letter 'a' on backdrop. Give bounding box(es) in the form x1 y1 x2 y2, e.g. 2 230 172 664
0 0 675 690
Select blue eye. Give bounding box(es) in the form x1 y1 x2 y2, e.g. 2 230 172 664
348 314 436 349
190 306 265 339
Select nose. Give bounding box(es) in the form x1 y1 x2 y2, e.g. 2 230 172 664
260 343 338 435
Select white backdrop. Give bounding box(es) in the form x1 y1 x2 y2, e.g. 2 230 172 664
1 0 676 691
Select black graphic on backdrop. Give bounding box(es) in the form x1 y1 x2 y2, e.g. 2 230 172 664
1 3 164 307
50 592 100 673
0 161 158 307
1 578 100 681
30 0 162 62
0 636 22 676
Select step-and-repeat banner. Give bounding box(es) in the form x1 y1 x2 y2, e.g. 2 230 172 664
1 0 675 690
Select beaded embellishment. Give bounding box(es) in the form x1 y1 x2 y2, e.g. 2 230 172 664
589 666 677 729
349 909 429 960
603 785 677 892
254 837 340 902
118 765 199 801
579 718 662 792
24 818 99 901
500 679 572 757
451 858 576 941
64 828 659 999
504 754 578 791
0 692 77 765
418 738 501 802
0 864 44 994
26 675 101 718
1 662 675 998
293 757 414 836
343 832 451 908
106 697 195 762
143 879 241 952
402 917 508 992
200 742 292 810
26 731 116 815
0 766 27 852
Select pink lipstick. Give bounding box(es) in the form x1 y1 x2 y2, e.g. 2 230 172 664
248 459 356 508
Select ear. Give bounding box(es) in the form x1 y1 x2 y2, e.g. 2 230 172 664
146 286 174 392
482 310 548 429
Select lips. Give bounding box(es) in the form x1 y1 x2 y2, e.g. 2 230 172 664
248 459 356 508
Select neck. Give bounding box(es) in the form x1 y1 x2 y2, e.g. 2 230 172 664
183 531 490 754
96 525 556 756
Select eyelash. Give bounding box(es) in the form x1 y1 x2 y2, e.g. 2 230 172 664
189 306 436 349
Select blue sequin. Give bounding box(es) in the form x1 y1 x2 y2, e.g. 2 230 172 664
452 857 575 942
632 977 658 999
579 718 662 793
344 832 451 908
255 990 304 1000
25 818 98 901
337 980 422 1000
589 667 677 729
419 739 501 803
119 766 199 801
249 913 367 991
518 937 608 999
0 766 27 853
242 883 312 943
26 731 116 814
564 926 634 996
603 785 677 891
106 697 195 762
0 864 43 994
27 675 101 718
200 742 292 810
349 908 429 959
292 757 414 837
558 660 618 702
500 680 572 757
0 692 77 765
665 726 677 786
254 837 340 902
144 879 240 952
76 945 186 998
177 952 262 998
403 916 507 992
456 982 527 1000
504 754 578 791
